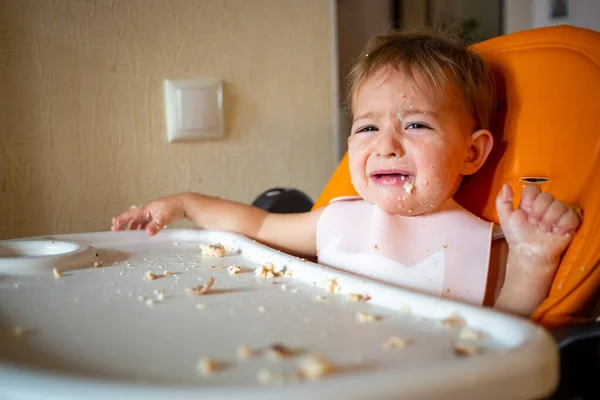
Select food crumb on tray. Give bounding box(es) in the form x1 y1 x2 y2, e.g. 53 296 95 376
296 354 337 380
197 357 219 376
94 261 104 268
452 342 481 357
53 268 62 278
348 293 371 302
200 244 226 257
356 312 382 323
268 344 293 360
257 369 285 385
441 312 466 329
254 263 286 278
228 265 242 275
186 276 215 296
237 344 254 360
382 336 410 350
458 327 485 341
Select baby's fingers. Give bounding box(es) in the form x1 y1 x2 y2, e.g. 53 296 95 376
553 208 581 235
538 200 567 233
111 206 148 231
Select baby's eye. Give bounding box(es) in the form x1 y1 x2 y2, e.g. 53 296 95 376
355 125 378 134
406 123 431 130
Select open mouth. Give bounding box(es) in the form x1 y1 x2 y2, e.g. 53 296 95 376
369 169 414 187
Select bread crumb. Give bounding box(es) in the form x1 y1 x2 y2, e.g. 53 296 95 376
280 284 287 290
144 271 159 281
356 312 382 323
452 343 481 357
211 265 226 269
94 261 103 268
291 288 298 294
315 295 325 301
459 327 485 341
257 369 285 385
382 336 410 350
228 265 242 275
403 181 415 194
197 357 219 376
254 263 285 278
237 344 254 360
195 304 207 310
442 245 448 249
53 268 62 278
136 295 145 302
12 325 24 337
373 244 380 251
441 313 466 329
258 306 266 313
145 299 155 306
323 279 340 294
186 276 215 295
163 270 174 276
399 305 411 313
200 244 226 257
156 292 165 301
297 354 336 380
348 293 371 302
268 344 293 360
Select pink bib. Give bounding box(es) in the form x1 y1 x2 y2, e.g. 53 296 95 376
316 197 494 305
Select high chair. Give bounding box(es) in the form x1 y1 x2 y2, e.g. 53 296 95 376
254 25 600 399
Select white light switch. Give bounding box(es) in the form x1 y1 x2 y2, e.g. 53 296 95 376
164 79 224 142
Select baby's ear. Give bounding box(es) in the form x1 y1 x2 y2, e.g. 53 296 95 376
462 129 493 176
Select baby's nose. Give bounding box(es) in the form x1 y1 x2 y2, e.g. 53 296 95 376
375 134 404 158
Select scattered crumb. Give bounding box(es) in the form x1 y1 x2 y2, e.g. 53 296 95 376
315 295 325 301
459 327 485 341
284 270 293 277
280 284 287 290
254 263 285 278
137 296 145 302
382 336 410 350
94 261 104 268
348 293 371 303
441 313 466 329
399 305 411 314
291 288 298 294
211 265 226 270
356 312 382 323
53 268 62 278
145 299 155 306
12 325 24 337
156 292 165 301
296 354 336 380
403 181 415 194
164 270 174 276
200 244 226 257
452 343 481 357
228 265 242 275
323 279 340 294
144 271 160 281
257 369 285 385
268 344 293 360
442 245 448 249
195 304 207 310
237 344 254 360
197 357 219 376
258 306 266 313
373 244 380 251
186 276 215 296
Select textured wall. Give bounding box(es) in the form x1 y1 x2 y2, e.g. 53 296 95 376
0 0 334 239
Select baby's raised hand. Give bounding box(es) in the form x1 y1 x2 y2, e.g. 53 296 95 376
110 195 185 236
495 184 581 263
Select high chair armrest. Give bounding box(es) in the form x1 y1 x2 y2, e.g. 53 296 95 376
546 321 600 400
251 188 314 214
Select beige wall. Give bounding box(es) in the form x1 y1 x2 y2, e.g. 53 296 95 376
0 0 335 239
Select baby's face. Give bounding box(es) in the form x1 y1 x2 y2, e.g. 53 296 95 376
348 66 475 216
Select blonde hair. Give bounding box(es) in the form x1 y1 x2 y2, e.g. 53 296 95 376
347 29 496 131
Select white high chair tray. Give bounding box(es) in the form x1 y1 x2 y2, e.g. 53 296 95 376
0 229 558 400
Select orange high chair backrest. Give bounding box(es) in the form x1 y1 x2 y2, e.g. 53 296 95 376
313 25 600 328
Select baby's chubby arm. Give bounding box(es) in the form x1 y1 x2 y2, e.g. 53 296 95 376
493 184 581 316
110 192 323 257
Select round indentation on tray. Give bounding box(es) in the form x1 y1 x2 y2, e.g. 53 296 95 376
0 240 91 276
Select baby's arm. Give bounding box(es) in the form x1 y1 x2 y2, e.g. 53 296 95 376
492 184 581 316
111 192 323 257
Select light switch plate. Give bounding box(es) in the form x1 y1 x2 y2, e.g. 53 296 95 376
164 78 224 142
